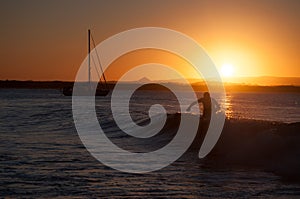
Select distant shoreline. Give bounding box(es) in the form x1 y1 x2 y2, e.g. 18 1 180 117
0 80 300 93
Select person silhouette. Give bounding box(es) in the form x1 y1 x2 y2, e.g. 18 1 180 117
186 92 220 120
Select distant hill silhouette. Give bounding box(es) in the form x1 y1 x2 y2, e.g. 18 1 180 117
137 77 151 83
129 76 300 86
1 77 300 93
224 76 300 86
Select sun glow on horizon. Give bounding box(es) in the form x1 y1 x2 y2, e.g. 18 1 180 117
220 63 234 78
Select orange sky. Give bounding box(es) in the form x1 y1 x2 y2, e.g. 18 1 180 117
0 0 299 82
103 49 200 83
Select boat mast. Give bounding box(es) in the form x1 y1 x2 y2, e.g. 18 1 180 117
89 30 109 91
88 29 91 84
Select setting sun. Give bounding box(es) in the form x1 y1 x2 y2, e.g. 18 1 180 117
220 63 234 77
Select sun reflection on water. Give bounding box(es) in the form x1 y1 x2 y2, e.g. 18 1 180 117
223 94 233 119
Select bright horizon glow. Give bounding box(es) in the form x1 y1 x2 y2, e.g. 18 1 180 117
220 63 234 78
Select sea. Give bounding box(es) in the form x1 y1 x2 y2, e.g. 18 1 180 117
0 88 300 198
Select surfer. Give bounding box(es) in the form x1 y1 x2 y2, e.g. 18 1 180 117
186 92 220 120
185 92 220 151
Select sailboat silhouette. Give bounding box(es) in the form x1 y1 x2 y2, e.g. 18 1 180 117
63 29 110 96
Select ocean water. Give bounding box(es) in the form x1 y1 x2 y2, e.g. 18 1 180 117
0 89 300 198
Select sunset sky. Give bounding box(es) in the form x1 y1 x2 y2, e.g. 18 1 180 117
0 0 299 82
